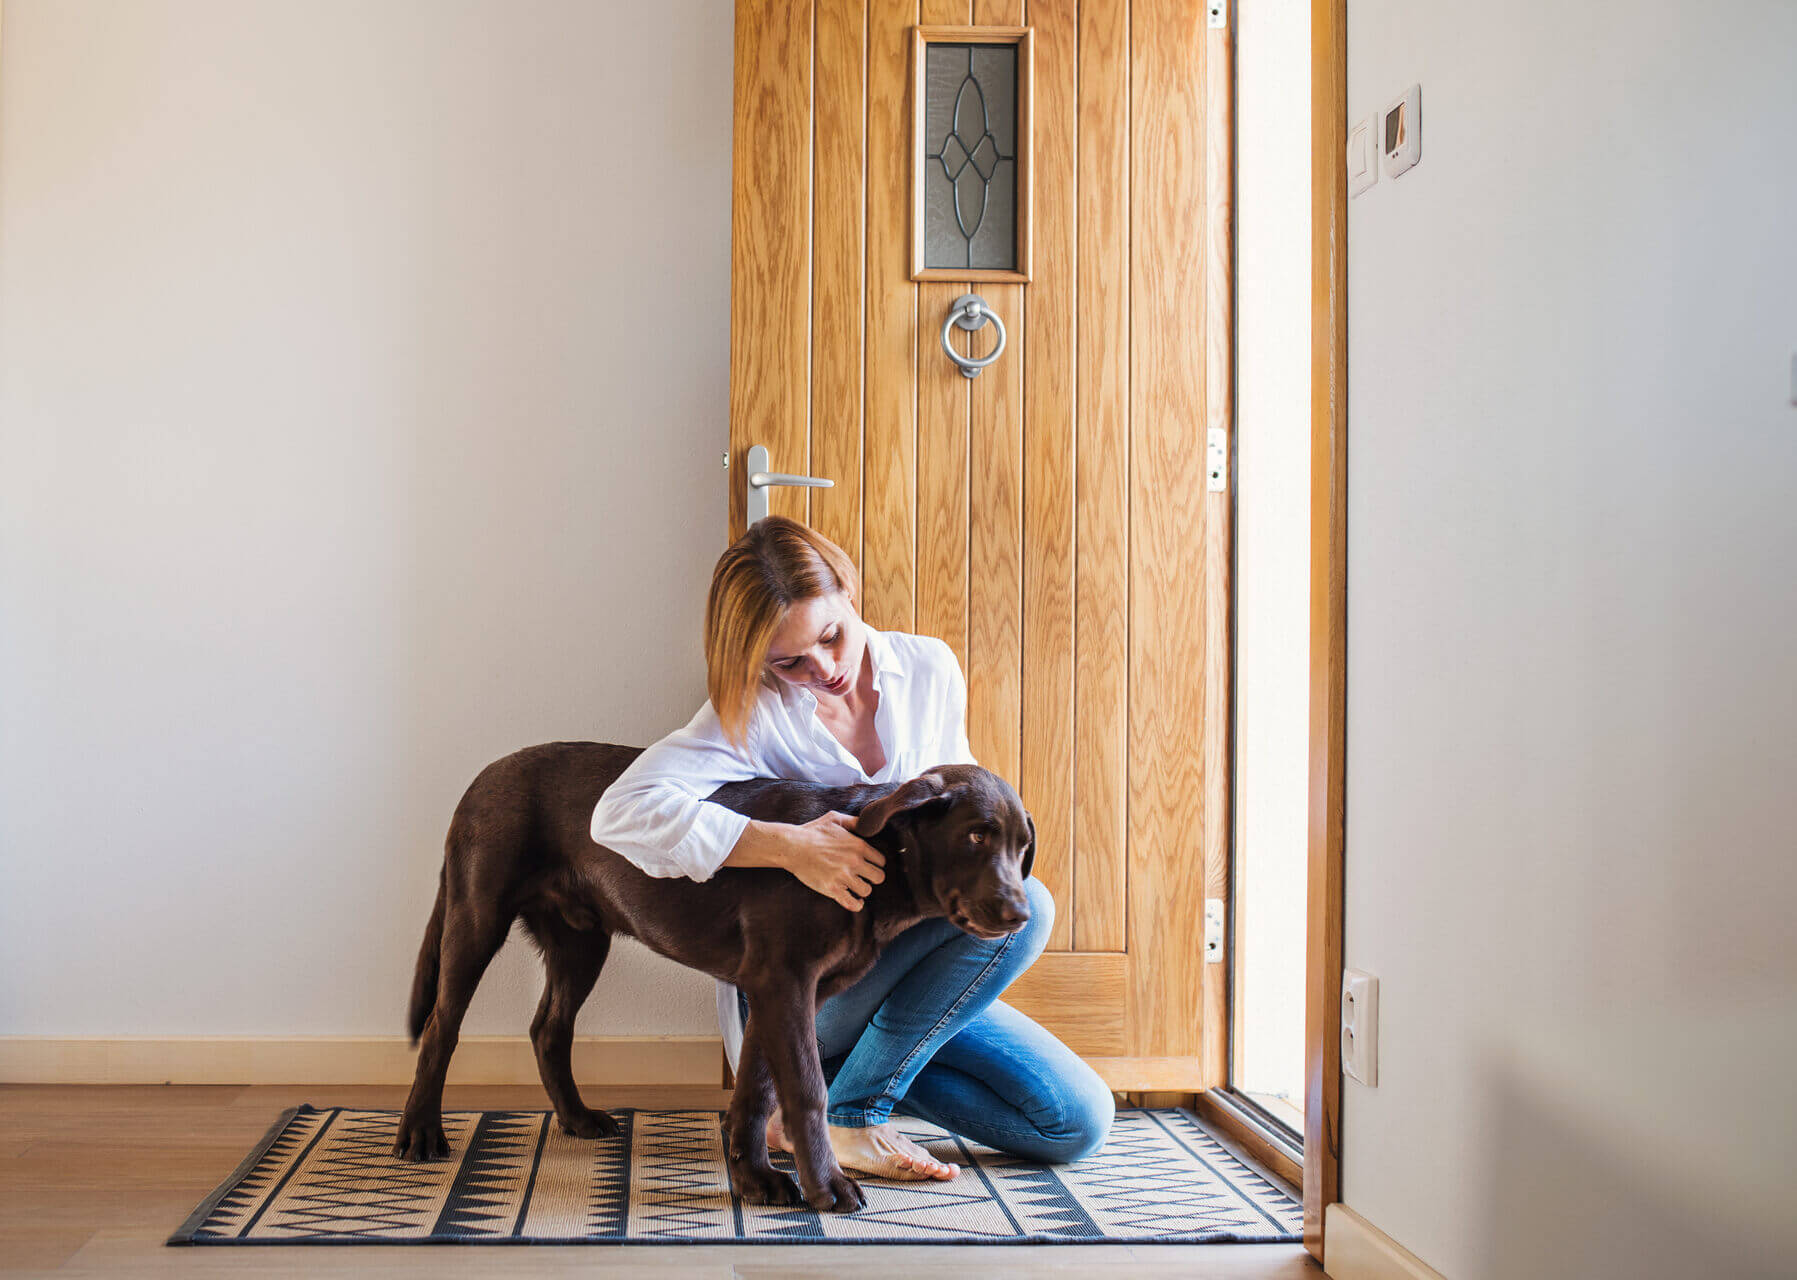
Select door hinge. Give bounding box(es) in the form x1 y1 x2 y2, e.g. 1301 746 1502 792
1207 427 1228 493
1204 898 1225 963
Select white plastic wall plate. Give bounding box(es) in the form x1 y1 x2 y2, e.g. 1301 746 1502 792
1342 969 1380 1086
1380 84 1422 180
1347 116 1378 197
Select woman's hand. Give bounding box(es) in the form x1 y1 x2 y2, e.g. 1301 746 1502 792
779 812 888 911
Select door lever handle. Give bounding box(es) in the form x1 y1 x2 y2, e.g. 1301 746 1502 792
746 444 833 524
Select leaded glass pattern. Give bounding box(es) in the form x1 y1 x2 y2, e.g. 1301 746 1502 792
923 43 1018 271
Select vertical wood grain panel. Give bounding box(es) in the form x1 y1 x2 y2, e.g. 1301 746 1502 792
729 0 813 539
1073 0 1129 952
1127 0 1208 1058
966 0 1024 787
810 0 867 574
914 0 972 667
916 277 971 666
864 0 919 630
1020 0 1076 949
1199 17 1234 1090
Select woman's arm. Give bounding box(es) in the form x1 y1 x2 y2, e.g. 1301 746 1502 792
721 811 887 912
589 701 765 882
590 701 888 908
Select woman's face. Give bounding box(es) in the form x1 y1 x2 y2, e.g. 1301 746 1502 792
764 590 864 700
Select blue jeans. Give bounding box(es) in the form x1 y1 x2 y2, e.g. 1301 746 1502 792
751 877 1114 1164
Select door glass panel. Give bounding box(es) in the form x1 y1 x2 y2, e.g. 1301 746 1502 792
922 42 1018 271
1230 0 1309 1137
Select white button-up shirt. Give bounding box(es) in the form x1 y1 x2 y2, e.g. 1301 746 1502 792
589 626 976 882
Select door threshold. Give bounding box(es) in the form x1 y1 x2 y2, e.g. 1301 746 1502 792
1196 1088 1304 1191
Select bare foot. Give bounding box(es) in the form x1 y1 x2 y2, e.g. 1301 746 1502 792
766 1108 958 1181
765 1110 792 1155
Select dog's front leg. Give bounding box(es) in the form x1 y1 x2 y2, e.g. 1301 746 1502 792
723 1019 804 1207
752 981 865 1213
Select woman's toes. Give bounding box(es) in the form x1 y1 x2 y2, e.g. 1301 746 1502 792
828 1124 944 1180
891 1134 957 1179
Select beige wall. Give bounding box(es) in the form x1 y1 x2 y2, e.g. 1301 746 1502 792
1343 2 1796 1276
0 1 734 1038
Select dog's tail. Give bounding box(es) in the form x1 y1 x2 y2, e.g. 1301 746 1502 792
407 869 447 1046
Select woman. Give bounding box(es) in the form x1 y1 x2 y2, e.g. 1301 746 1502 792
589 516 1113 1180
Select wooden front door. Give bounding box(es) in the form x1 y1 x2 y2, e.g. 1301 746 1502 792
728 0 1232 1091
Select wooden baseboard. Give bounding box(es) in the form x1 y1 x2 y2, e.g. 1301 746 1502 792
1324 1204 1447 1280
0 1035 723 1086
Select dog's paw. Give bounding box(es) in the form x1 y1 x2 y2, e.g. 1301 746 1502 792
730 1162 806 1207
557 1106 621 1140
392 1113 450 1162
807 1168 867 1214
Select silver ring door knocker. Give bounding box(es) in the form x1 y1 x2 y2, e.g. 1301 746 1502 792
940 293 1007 380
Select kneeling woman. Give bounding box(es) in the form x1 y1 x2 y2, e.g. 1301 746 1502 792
590 516 1114 1179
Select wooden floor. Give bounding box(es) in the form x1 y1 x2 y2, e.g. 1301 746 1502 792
0 1084 1322 1278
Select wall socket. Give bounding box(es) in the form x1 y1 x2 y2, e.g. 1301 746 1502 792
1342 969 1379 1086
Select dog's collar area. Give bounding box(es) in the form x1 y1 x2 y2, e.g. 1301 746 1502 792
885 838 935 922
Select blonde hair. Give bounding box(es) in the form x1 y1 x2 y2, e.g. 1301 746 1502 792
705 516 861 751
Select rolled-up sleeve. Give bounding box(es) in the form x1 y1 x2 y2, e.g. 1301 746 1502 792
590 700 763 882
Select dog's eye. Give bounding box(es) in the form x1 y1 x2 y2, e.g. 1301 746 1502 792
969 831 986 845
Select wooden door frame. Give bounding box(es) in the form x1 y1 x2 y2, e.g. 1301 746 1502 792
1304 0 1348 1263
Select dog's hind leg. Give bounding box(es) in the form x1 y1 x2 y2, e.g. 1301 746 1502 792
526 917 620 1139
724 1021 803 1207
394 900 509 1161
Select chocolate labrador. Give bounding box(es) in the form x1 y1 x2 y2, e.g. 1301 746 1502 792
394 742 1036 1213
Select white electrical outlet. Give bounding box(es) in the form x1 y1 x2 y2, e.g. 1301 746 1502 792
1341 969 1379 1086
1347 116 1378 197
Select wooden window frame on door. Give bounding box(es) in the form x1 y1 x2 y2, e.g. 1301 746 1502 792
1304 0 1348 1265
1196 7 1346 1261
909 24 1035 283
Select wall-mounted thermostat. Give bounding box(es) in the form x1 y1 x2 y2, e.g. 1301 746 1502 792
1381 84 1422 180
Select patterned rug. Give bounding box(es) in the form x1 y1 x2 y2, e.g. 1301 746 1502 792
169 1106 1300 1246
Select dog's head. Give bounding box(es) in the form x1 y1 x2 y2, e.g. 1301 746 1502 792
854 765 1034 939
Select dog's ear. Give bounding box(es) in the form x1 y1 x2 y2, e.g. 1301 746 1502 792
854 771 960 837
1019 811 1037 880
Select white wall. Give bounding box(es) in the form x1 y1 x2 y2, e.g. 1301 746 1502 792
1344 2 1796 1276
0 0 734 1039
1232 0 1310 1114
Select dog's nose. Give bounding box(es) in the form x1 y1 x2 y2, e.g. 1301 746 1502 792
992 898 1030 931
